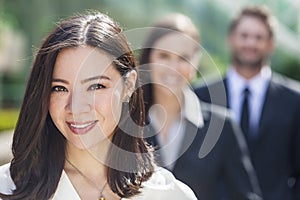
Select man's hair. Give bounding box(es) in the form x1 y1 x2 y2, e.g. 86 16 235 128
228 5 277 39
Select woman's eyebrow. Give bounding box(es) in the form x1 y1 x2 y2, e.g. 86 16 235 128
52 78 69 84
81 75 111 84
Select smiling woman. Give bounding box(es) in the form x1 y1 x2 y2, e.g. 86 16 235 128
0 11 197 200
49 47 128 150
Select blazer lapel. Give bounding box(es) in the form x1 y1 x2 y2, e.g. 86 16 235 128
178 120 199 156
145 120 199 170
223 78 230 108
255 80 277 141
208 78 229 108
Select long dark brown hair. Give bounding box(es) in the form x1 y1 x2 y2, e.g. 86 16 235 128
0 10 153 199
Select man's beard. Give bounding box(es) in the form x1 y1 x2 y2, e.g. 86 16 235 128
231 54 267 70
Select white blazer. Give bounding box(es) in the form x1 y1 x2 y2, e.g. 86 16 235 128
0 163 197 199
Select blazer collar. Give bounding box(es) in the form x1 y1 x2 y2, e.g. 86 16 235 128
51 170 81 200
183 87 205 128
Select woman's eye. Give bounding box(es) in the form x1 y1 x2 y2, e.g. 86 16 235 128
88 83 106 91
51 86 68 92
180 56 188 62
158 52 169 59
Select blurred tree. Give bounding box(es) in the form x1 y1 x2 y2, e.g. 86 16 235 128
272 49 300 80
0 0 299 110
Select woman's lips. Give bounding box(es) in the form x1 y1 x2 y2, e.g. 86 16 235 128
67 121 98 135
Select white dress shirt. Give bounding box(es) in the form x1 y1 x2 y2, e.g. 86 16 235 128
0 163 197 200
227 66 271 136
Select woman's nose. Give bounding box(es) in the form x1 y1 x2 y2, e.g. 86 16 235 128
65 90 92 114
169 57 180 68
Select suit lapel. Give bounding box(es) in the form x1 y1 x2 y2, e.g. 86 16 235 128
224 77 274 144
256 80 277 140
223 78 230 108
145 120 199 170
178 120 199 156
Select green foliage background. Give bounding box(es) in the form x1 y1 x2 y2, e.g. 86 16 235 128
0 0 299 130
0 109 18 131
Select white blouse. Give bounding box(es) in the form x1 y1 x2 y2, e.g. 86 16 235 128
0 163 197 200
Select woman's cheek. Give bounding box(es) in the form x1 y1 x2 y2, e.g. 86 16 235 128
112 90 123 123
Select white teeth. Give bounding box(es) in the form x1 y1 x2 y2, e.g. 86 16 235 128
70 121 95 129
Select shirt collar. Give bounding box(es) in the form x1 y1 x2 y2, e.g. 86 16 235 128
52 170 81 200
183 87 204 128
227 65 271 95
149 87 204 130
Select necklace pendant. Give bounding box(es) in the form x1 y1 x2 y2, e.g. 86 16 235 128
99 197 105 200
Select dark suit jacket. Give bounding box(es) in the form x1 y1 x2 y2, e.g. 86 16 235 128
194 73 300 200
146 101 262 200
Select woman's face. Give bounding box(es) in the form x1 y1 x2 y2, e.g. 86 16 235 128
49 46 127 149
149 32 199 95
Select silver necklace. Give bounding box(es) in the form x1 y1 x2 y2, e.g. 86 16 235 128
66 158 108 200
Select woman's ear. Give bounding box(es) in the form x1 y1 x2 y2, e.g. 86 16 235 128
189 49 202 81
123 70 137 102
191 49 202 67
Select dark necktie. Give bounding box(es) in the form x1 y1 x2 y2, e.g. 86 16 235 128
240 87 250 136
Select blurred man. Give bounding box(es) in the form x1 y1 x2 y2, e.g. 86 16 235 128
195 5 300 200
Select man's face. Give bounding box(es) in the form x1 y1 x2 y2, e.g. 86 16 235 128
228 16 274 69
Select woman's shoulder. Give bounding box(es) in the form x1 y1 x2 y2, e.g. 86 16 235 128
0 163 15 194
129 166 197 200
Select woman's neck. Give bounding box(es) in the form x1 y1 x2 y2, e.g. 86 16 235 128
65 142 108 183
64 141 120 200
152 87 184 142
153 87 183 118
